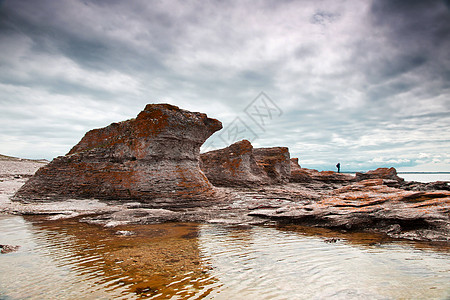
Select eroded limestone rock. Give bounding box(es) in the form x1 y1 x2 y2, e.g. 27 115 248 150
200 140 271 187
355 167 404 182
14 104 222 204
290 158 301 171
200 141 290 186
253 147 291 184
249 179 450 242
291 168 354 183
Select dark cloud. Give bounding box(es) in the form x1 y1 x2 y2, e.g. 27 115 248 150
368 0 450 80
0 0 449 171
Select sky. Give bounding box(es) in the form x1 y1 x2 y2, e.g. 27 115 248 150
0 0 449 172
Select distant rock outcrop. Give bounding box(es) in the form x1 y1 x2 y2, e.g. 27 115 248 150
291 168 354 183
14 104 222 204
355 167 404 182
200 140 271 187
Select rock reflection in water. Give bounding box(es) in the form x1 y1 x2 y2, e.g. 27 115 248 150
22 216 216 299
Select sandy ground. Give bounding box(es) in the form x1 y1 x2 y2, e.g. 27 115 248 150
0 156 47 208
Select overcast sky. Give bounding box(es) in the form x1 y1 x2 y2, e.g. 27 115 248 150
1 0 449 171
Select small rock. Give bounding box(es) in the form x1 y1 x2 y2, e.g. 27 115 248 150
200 140 271 187
387 224 402 234
116 230 135 236
324 238 340 243
0 244 20 254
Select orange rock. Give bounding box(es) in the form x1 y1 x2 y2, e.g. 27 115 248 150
355 167 404 182
253 147 291 184
290 158 301 171
250 179 450 241
14 104 222 204
200 140 271 187
291 167 354 183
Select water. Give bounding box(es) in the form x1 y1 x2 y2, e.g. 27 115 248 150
1 215 449 299
344 172 450 183
398 173 450 183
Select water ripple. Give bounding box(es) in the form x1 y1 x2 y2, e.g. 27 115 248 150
198 224 450 300
1 215 449 299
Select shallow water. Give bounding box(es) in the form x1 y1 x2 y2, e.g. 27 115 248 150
398 173 450 183
345 172 450 183
0 215 449 299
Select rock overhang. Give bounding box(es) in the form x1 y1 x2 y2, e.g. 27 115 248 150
14 103 223 203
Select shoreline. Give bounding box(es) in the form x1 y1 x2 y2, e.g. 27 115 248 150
1 156 449 243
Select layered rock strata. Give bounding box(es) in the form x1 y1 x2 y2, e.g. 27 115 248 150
14 104 222 204
355 167 404 182
290 158 301 171
291 167 354 183
253 147 291 184
199 140 271 187
249 179 450 241
200 141 291 186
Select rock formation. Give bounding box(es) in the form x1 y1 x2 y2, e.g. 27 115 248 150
200 141 290 186
355 167 404 182
253 147 291 184
14 104 222 204
290 158 301 171
291 167 354 183
199 140 271 187
249 179 450 241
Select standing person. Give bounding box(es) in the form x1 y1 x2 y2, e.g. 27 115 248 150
336 162 341 173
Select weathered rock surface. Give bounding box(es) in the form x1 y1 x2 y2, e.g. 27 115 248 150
401 181 450 191
291 167 354 183
249 179 450 242
14 104 222 204
356 167 404 182
253 147 291 184
200 140 271 187
290 158 301 171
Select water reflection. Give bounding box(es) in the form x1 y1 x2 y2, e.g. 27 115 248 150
0 215 216 299
198 224 450 299
0 215 449 299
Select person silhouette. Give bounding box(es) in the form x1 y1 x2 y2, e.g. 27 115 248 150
336 162 341 173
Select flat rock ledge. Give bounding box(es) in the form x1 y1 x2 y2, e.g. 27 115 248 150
249 179 450 242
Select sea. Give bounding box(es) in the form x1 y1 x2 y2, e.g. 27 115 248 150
343 172 450 183
397 172 450 183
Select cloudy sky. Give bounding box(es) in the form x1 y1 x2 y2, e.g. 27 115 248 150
1 0 449 171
